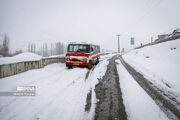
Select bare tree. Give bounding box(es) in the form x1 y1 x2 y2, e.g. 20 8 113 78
27 42 64 57
31 44 33 52
38 46 43 56
1 34 10 57
28 44 30 52
32 44 36 53
28 43 36 53
55 42 64 55
51 43 54 56
14 49 23 55
43 43 48 57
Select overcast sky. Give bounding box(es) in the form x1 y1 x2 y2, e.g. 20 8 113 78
0 0 180 52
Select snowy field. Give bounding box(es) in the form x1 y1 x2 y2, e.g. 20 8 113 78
122 39 180 102
0 54 114 120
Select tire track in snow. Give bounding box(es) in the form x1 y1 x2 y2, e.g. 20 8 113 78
94 56 127 120
119 56 180 120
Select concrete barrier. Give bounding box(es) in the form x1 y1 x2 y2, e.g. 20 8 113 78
0 57 65 78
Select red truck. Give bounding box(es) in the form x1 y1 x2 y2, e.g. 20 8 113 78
65 42 100 69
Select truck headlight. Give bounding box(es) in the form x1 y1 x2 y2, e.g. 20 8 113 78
82 58 87 61
86 57 89 63
82 56 89 63
66 56 70 61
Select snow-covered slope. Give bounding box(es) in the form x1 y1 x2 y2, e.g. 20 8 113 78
0 52 42 65
122 39 180 101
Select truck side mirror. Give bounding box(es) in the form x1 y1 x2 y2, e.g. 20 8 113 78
91 48 94 52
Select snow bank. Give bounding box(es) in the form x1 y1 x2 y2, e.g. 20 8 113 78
116 60 168 120
0 52 42 65
43 54 65 59
123 39 180 101
100 53 117 61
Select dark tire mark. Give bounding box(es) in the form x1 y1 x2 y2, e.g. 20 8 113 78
85 89 92 112
94 56 127 120
85 64 96 80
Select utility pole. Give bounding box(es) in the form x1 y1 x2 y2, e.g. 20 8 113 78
151 36 153 43
117 34 120 53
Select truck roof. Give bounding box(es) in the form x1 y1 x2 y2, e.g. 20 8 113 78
69 42 99 46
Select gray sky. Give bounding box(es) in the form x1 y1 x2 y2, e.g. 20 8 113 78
0 0 180 52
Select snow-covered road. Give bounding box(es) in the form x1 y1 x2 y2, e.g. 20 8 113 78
0 54 110 120
0 51 179 120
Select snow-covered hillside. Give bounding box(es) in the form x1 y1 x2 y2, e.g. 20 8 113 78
122 39 180 101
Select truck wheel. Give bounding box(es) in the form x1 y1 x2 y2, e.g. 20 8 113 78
88 61 93 69
96 58 99 65
66 65 72 69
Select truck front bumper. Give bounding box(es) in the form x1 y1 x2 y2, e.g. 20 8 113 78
66 61 90 66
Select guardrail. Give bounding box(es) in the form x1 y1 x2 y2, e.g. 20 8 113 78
0 57 65 78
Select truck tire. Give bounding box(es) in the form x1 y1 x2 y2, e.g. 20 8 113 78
88 61 93 69
96 58 99 65
66 65 72 69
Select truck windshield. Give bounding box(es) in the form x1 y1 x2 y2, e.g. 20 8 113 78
67 44 90 53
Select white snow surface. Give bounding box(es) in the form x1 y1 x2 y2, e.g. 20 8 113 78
0 52 42 65
122 39 180 101
116 60 169 120
0 54 112 120
100 53 116 61
43 54 65 59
